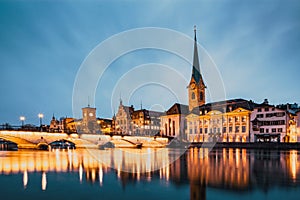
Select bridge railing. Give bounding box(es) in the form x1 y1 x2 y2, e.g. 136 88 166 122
0 124 54 132
0 124 21 130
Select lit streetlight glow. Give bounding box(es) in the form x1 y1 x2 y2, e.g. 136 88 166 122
20 116 25 127
38 113 44 131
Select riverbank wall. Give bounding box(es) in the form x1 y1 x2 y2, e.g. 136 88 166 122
190 142 300 150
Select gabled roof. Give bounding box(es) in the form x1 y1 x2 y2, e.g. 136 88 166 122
166 103 189 115
122 105 134 116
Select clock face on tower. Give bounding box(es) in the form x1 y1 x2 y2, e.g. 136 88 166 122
191 83 196 89
89 112 94 117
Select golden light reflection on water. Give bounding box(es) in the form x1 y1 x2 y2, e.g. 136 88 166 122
42 172 47 191
289 150 299 181
188 148 250 189
23 170 28 189
0 148 300 193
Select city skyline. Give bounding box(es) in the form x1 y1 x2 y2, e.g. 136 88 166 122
1 0 300 125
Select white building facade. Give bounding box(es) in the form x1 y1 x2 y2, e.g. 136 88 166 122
250 101 298 142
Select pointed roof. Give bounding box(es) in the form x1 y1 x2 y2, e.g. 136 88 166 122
191 26 204 85
166 103 189 115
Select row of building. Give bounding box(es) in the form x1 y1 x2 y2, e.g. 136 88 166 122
49 27 300 143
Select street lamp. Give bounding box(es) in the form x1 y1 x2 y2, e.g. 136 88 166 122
38 113 44 128
20 116 25 127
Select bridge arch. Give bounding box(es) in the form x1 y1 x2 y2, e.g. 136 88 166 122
0 135 35 149
0 138 18 150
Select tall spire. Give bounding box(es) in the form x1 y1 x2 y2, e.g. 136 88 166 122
188 26 206 111
191 25 202 84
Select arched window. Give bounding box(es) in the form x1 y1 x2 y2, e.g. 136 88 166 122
191 92 195 99
200 92 203 101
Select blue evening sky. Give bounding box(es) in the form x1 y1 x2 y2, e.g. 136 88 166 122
0 0 299 125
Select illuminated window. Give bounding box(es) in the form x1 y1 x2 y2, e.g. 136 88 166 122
242 116 246 122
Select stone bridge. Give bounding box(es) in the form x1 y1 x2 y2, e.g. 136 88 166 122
0 130 169 149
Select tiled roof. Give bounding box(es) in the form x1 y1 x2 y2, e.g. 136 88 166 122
190 98 258 115
166 103 189 115
122 105 134 116
131 109 164 120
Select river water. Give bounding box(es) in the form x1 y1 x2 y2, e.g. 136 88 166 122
0 148 299 200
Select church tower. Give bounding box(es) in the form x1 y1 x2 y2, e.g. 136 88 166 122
82 104 97 133
188 26 206 111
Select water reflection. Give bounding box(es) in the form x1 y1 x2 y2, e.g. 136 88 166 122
188 148 250 190
42 172 47 191
0 148 300 199
23 170 28 189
